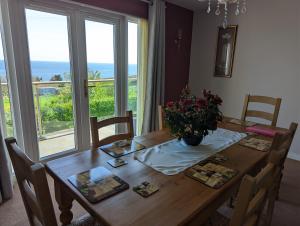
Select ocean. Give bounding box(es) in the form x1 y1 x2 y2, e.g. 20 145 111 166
0 60 137 81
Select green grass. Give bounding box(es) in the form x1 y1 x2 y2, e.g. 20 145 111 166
2 79 137 135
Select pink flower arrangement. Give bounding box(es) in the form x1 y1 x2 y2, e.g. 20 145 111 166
164 87 223 142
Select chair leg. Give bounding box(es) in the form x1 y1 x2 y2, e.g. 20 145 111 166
209 218 214 226
265 174 281 226
276 173 283 200
227 196 235 208
265 193 276 226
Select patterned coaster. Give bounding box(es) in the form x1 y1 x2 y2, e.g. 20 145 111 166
68 167 129 203
239 137 272 152
133 181 159 197
107 158 128 168
229 118 257 127
207 154 228 163
101 139 145 158
185 162 238 189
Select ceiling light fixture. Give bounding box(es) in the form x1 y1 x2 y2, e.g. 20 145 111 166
204 0 247 28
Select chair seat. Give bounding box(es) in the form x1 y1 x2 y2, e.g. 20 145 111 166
69 214 103 226
203 212 229 226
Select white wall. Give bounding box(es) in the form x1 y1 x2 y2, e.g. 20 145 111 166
189 0 300 160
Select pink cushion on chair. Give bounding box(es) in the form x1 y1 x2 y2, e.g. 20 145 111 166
246 126 285 137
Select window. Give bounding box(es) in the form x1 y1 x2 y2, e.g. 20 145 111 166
85 19 116 139
127 21 138 116
0 28 14 137
25 9 76 157
1 0 143 160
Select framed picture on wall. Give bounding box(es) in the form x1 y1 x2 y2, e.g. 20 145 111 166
214 25 238 78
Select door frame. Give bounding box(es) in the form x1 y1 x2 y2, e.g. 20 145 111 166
2 0 132 161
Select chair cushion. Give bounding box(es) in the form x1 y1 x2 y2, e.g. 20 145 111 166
68 214 103 226
203 212 230 226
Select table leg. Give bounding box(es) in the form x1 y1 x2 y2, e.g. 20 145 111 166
54 180 74 225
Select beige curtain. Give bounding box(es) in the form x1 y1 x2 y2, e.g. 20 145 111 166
0 126 13 203
142 0 165 134
136 19 149 135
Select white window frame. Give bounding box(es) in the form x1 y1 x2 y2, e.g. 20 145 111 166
126 18 139 134
1 0 137 161
0 3 15 138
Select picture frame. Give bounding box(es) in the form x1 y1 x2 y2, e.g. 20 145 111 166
214 25 238 78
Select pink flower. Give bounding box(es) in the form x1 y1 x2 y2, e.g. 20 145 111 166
166 101 174 108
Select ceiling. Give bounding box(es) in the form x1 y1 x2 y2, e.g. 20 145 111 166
167 0 210 11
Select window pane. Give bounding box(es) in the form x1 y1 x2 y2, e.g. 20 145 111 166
25 9 75 158
0 32 14 137
128 22 138 116
85 20 116 139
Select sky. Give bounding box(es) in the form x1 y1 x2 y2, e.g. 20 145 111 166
0 34 4 60
0 9 138 64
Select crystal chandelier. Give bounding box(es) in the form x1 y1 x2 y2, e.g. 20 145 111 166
205 0 247 28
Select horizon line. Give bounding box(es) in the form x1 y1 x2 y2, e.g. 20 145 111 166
0 59 137 65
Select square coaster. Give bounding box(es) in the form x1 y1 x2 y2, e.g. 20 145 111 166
209 154 228 163
185 162 238 189
229 118 257 127
101 139 145 158
107 158 128 168
68 166 129 203
239 137 272 152
133 181 159 198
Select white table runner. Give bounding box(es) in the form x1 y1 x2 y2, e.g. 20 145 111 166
134 128 246 175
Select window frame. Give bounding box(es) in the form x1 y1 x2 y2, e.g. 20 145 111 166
1 0 139 161
0 15 14 138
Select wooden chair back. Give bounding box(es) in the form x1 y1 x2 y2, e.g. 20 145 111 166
90 111 134 150
268 122 298 207
270 122 298 158
241 94 282 126
158 105 166 130
5 138 57 226
270 131 292 151
265 144 291 226
283 122 298 158
229 161 279 226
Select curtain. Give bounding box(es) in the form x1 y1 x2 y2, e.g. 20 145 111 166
142 0 165 134
0 126 13 204
136 19 149 136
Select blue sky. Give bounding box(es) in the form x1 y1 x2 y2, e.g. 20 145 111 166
0 9 137 65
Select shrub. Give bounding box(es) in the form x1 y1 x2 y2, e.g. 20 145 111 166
3 79 137 135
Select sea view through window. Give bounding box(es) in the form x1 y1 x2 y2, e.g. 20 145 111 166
2 8 139 158
0 60 137 81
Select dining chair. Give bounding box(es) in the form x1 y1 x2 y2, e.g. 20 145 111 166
258 127 296 226
90 110 134 150
271 122 297 152
241 94 282 126
264 122 298 223
158 105 166 130
270 123 297 190
5 138 101 226
276 122 297 195
204 154 281 226
264 147 289 226
228 122 298 208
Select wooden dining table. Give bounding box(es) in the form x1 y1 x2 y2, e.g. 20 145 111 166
46 118 288 226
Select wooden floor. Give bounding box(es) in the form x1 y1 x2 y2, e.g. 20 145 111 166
0 158 299 226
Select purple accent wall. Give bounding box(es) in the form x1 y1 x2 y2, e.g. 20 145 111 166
72 0 148 18
165 2 194 102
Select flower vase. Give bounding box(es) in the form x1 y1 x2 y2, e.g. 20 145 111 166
183 135 203 146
